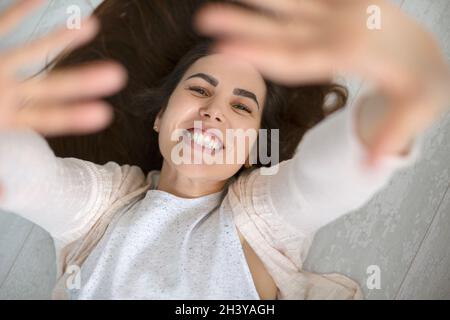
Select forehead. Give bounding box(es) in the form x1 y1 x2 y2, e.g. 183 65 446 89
184 53 267 100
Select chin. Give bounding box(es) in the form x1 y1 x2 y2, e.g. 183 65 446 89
173 162 238 182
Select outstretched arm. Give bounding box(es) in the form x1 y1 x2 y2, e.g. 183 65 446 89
265 89 422 235
0 129 144 244
0 1 130 244
196 0 450 234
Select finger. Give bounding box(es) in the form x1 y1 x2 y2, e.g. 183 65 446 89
213 38 336 85
20 61 127 101
15 101 114 136
234 0 328 17
0 0 45 37
195 2 318 42
367 101 433 165
2 16 99 73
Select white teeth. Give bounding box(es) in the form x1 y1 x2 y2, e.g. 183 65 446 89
187 130 221 150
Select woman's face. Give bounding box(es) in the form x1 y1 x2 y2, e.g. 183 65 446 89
154 53 267 182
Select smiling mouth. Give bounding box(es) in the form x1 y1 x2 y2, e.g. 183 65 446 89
179 128 224 152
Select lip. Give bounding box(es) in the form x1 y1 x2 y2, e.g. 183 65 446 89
185 127 225 150
178 130 223 157
176 127 225 158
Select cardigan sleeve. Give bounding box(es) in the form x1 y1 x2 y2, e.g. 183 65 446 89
0 129 146 244
250 93 423 237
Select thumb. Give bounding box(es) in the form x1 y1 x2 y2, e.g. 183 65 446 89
366 97 429 166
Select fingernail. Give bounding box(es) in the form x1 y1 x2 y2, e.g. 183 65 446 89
81 103 113 129
99 61 128 88
93 104 113 124
195 4 223 30
85 16 100 32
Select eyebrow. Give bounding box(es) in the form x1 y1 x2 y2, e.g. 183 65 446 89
186 72 260 109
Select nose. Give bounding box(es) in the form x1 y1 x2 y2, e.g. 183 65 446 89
199 104 225 123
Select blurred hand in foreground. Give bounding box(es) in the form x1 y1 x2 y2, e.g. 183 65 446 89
195 0 450 165
0 0 127 136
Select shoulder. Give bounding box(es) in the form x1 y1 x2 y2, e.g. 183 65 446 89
84 161 148 203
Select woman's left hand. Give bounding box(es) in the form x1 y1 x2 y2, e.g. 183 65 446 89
194 0 450 164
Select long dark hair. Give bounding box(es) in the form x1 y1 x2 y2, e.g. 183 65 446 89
45 0 347 175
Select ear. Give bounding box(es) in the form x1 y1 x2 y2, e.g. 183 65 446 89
153 118 160 132
153 110 163 132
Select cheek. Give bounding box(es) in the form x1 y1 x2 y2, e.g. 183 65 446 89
165 92 200 120
164 93 185 116
226 125 260 159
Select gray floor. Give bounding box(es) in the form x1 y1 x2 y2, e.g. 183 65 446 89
0 0 449 299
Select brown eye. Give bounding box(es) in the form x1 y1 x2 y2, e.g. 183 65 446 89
189 86 209 96
233 103 252 114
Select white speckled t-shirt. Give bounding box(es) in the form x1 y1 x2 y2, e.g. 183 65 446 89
69 172 260 300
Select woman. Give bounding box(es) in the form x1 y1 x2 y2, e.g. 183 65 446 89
0 0 449 299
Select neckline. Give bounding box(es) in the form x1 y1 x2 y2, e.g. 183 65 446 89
147 188 224 203
146 170 226 202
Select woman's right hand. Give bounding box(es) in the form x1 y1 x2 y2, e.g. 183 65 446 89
0 0 127 136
